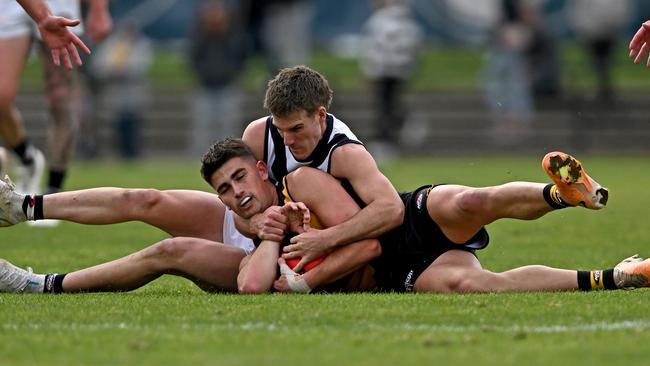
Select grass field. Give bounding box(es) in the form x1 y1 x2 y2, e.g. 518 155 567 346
1 155 650 365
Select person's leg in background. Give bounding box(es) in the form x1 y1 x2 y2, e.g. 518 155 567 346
39 41 81 194
0 27 46 195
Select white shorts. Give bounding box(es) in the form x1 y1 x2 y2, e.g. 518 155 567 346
0 0 82 40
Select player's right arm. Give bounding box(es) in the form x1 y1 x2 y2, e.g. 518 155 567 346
237 240 280 294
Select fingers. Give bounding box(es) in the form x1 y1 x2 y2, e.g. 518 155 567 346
635 43 649 65
59 18 81 27
71 33 91 55
278 257 297 276
67 43 82 66
292 258 307 273
50 49 61 67
61 47 73 70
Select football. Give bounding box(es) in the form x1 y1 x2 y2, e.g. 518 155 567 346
285 255 327 273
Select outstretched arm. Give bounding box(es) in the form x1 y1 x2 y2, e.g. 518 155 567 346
630 20 650 67
16 0 90 69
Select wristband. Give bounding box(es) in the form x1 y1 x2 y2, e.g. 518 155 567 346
287 274 311 293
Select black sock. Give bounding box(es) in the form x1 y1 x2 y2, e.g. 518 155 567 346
43 273 67 294
577 269 616 291
21 195 44 220
543 183 568 209
47 170 66 193
12 141 33 165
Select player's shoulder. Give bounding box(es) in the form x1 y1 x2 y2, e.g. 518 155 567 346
330 143 376 176
243 117 268 138
242 116 269 159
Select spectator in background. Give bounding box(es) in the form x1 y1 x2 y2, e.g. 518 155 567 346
524 2 560 99
189 0 249 158
92 22 151 159
247 0 313 76
570 0 631 101
359 0 422 157
483 0 535 132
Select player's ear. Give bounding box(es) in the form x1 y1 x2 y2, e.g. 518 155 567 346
317 106 327 120
256 161 269 180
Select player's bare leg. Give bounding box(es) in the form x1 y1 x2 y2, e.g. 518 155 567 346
426 182 554 244
1 237 246 293
61 237 245 292
0 36 46 195
0 179 226 241
414 250 578 293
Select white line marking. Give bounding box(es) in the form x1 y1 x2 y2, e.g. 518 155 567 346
2 320 649 333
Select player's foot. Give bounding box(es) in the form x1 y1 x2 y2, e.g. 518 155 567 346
542 151 608 209
16 146 45 195
0 175 27 227
614 255 650 289
0 259 35 293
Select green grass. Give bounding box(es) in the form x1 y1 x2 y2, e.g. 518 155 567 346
19 42 650 92
1 155 650 365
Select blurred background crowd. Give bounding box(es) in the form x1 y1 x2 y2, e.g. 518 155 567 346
13 0 650 165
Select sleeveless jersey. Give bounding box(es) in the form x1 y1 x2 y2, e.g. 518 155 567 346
262 113 363 183
223 209 255 254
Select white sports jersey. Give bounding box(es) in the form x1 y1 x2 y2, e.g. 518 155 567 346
222 209 255 255
263 113 363 183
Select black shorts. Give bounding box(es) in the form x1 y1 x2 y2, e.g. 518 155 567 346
371 185 490 292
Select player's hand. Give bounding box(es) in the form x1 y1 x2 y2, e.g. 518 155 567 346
629 20 650 67
281 201 310 234
273 258 311 293
250 206 287 242
37 15 90 69
281 227 330 273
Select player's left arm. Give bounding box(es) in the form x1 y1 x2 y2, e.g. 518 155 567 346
276 167 382 290
285 144 403 260
83 0 112 45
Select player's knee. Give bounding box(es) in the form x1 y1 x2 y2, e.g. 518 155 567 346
0 90 14 111
46 84 70 110
441 269 484 293
149 238 190 262
456 189 489 214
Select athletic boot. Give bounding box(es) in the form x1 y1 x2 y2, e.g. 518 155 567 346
0 175 27 227
16 145 45 195
0 259 39 293
542 151 608 209
614 255 650 289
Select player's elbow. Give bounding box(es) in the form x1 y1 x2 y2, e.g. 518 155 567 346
385 200 405 229
237 275 271 294
362 239 382 261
